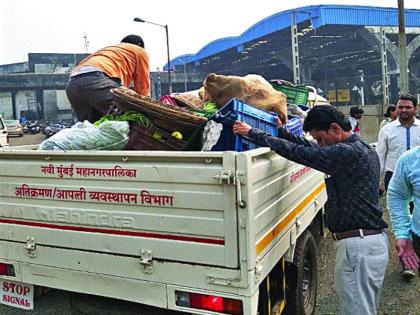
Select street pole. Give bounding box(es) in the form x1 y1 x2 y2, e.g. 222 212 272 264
290 12 300 85
165 25 172 94
157 68 162 98
178 59 188 92
398 0 409 94
380 27 390 116
133 17 172 95
183 62 187 92
359 70 365 106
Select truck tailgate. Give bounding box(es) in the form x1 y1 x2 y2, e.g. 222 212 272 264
0 150 239 268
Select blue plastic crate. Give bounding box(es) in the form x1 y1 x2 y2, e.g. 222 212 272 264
211 99 278 152
284 115 303 137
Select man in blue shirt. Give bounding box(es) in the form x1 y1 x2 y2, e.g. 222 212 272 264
387 147 420 274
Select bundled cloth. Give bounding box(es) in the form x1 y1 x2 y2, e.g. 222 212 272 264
201 73 288 123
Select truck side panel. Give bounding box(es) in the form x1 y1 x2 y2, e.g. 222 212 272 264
236 149 327 272
0 151 239 268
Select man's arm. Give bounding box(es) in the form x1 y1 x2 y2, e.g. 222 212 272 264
387 157 413 240
375 127 388 176
246 127 350 175
276 127 317 147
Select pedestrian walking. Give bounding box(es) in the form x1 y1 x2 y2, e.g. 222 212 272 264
349 106 364 134
379 105 398 130
376 94 420 192
376 94 420 278
387 147 420 278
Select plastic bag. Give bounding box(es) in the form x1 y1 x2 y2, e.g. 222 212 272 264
38 120 130 151
201 120 223 151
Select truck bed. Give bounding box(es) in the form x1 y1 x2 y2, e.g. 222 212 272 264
0 147 326 313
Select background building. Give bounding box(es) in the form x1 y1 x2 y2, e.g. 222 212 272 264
0 53 87 121
166 5 420 107
1 5 420 122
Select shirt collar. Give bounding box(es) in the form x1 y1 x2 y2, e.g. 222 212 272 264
344 133 360 143
394 118 420 126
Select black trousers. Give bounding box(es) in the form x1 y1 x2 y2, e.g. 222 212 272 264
66 72 121 123
385 171 413 214
413 234 420 272
384 171 393 192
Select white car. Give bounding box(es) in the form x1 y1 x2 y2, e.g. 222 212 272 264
0 115 9 147
4 119 24 137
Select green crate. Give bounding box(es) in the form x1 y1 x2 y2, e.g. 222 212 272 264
271 81 309 105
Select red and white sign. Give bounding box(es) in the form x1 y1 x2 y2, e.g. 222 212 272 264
0 279 34 310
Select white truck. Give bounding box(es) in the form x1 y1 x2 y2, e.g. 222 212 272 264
0 146 326 315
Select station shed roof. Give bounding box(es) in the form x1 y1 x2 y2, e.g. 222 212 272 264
167 5 420 69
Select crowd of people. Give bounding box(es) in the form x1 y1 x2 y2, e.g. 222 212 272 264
233 94 420 315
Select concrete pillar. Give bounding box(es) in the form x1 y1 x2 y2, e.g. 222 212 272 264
11 91 17 119
36 89 44 119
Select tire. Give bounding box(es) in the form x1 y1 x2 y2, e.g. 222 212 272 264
285 230 318 315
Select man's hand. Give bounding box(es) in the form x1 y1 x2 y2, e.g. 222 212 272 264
396 238 420 272
275 116 284 128
233 121 251 136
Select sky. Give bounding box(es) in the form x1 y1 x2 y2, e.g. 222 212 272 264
1 0 419 70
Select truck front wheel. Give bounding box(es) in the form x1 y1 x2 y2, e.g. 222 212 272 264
285 230 318 315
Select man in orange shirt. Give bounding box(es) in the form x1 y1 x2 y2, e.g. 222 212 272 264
66 34 150 122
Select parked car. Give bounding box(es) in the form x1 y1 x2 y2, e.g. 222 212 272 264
4 119 24 137
0 115 9 147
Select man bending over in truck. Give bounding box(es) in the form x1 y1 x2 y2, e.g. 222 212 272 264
66 34 150 123
233 105 389 315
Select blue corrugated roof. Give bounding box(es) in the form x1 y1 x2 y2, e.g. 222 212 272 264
167 5 420 70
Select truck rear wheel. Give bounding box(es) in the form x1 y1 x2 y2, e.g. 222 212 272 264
285 230 318 315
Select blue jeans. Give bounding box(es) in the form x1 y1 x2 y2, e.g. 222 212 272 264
334 232 389 315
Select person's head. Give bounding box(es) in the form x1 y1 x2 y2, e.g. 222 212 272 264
349 106 364 119
303 105 352 147
384 105 397 120
121 35 145 48
396 94 417 122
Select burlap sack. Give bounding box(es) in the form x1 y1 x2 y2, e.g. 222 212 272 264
202 73 288 123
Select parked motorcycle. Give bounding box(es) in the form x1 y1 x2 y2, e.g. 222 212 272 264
43 120 73 138
27 120 41 134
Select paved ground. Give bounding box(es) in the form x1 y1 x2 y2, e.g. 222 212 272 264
3 135 420 314
8 133 45 147
315 198 420 315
